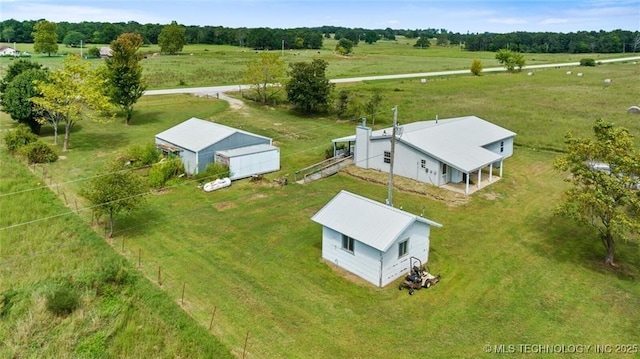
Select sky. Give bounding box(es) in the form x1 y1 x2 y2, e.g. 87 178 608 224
1 0 639 33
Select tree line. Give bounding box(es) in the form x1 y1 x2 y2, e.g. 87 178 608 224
2 19 638 53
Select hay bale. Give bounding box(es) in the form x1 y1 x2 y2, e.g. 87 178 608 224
420 78 427 84
604 78 612 85
627 106 640 114
577 73 583 77
527 72 533 76
566 71 572 75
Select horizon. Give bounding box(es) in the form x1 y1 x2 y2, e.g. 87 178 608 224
1 0 639 34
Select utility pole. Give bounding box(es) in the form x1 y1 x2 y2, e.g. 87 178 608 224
387 106 398 207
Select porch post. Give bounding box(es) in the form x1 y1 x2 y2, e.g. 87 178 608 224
477 169 481 188
499 159 504 177
465 173 470 194
489 163 493 182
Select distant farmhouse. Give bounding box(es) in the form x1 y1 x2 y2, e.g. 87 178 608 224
0 46 18 56
312 190 442 287
155 117 280 179
332 116 516 194
99 47 113 58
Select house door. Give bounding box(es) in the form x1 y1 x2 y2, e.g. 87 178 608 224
441 163 448 184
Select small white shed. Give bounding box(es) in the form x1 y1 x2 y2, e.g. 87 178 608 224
215 144 280 180
311 190 442 287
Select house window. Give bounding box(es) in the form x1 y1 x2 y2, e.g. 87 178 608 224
500 141 504 153
342 234 355 254
384 151 391 164
420 159 426 168
442 163 447 175
398 239 409 258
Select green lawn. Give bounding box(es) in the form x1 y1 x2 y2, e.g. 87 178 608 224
1 51 639 358
1 38 631 89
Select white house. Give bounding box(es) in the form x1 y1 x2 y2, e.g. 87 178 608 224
332 116 517 194
99 47 113 58
155 117 279 177
0 46 18 56
311 190 442 287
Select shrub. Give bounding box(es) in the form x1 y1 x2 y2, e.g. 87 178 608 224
3 124 38 153
470 59 483 76
87 47 100 58
580 58 596 66
124 142 161 166
148 156 184 189
195 162 231 181
21 141 58 163
46 287 80 315
98 257 133 286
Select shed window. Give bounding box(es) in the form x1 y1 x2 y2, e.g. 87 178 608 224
398 239 409 258
342 234 355 254
420 159 426 168
500 141 504 153
384 151 391 164
442 163 447 175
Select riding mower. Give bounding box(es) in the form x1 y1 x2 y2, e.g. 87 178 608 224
398 257 441 295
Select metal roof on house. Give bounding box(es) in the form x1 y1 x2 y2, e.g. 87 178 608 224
311 190 442 252
332 116 516 173
216 143 278 157
155 117 271 152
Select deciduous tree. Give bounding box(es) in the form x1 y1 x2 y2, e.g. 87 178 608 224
244 52 286 105
365 90 384 126
1 68 49 134
495 49 525 72
2 26 15 42
414 36 431 49
32 55 114 151
0 59 43 93
336 38 354 55
80 161 148 238
32 20 58 56
554 119 640 266
62 31 85 47
105 32 146 125
286 59 334 115
158 21 185 55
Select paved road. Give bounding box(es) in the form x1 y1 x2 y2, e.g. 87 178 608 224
143 56 640 97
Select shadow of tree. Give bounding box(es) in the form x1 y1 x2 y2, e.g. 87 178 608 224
526 211 639 281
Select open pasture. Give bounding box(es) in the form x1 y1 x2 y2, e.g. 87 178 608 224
1 37 629 89
1 47 639 357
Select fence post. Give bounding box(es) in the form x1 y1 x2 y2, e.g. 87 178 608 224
181 282 186 305
158 266 162 285
242 331 249 359
209 306 217 330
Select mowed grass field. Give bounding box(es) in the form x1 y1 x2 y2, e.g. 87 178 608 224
1 44 639 358
0 37 630 89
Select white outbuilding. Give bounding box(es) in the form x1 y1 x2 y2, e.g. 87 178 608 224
155 117 279 177
311 190 442 287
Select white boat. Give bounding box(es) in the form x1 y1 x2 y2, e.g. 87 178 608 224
203 177 231 192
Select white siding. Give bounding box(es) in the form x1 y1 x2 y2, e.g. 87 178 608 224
380 222 430 287
354 126 371 168
216 147 280 180
321 221 432 287
364 140 444 186
321 227 382 287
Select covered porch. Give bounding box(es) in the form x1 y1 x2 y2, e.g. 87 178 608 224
444 159 504 195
